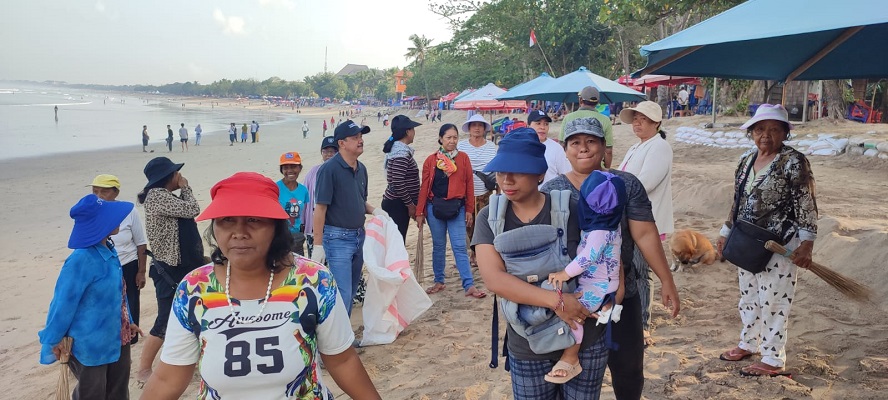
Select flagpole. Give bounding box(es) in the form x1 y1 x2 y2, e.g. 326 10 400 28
537 42 556 77
530 30 556 77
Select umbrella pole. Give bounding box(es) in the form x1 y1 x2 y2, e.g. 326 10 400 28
802 81 809 123
712 78 718 126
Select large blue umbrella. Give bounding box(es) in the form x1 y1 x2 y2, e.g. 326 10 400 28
496 72 556 100
516 67 646 104
634 0 888 81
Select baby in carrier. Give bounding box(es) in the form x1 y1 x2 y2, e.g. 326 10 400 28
545 170 627 383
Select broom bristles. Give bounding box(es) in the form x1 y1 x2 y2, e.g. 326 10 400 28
414 228 425 284
56 337 73 400
764 240 872 303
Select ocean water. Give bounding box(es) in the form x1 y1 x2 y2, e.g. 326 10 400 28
0 83 291 160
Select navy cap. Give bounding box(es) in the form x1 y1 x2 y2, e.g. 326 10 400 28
333 120 371 141
320 136 338 150
527 110 552 124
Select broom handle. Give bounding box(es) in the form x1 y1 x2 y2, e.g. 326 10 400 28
764 240 793 258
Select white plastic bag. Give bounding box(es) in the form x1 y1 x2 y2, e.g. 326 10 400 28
360 216 432 346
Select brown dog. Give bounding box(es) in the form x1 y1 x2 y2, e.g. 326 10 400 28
669 229 717 272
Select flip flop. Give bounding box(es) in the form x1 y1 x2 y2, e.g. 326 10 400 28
719 347 755 361
739 363 792 378
425 283 446 294
544 360 583 384
465 287 487 299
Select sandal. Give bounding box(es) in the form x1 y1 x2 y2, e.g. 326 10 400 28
465 287 487 299
544 360 583 384
425 283 446 294
740 362 791 378
719 347 755 361
643 330 655 348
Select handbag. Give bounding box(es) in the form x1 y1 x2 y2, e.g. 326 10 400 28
722 153 783 274
473 170 498 191
432 197 463 220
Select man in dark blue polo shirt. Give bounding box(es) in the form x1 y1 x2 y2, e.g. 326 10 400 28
311 120 387 316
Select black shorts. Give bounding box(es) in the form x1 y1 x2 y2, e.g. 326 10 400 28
180 138 188 143
150 295 174 339
142 138 149 146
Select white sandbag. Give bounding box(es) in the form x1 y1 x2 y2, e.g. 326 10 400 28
849 136 867 146
864 148 879 157
712 131 724 138
797 140 816 147
849 146 865 156
879 152 888 160
877 142 888 152
361 216 432 346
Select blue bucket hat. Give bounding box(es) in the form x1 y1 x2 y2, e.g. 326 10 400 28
483 127 547 174
577 171 627 232
68 194 134 249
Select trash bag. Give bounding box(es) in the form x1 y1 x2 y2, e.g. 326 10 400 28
360 216 432 346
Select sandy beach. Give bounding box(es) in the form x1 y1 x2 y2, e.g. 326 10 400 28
1 100 887 399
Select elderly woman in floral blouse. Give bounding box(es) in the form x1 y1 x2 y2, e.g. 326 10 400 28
716 105 818 377
135 157 203 385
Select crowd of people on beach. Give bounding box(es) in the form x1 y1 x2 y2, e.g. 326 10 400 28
39 85 819 399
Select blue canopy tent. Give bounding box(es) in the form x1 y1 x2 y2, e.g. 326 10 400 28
496 72 556 100
516 67 646 104
634 0 888 81
634 0 888 123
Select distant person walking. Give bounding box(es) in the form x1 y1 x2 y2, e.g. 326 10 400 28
303 136 339 258
250 120 260 143
142 125 149 152
193 124 202 146
302 121 310 139
323 120 328 136
178 123 188 152
228 123 237 146
54 105 59 122
165 125 173 152
378 111 382 122
241 123 248 143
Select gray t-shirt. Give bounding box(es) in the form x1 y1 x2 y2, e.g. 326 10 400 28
540 171 655 299
472 193 605 361
314 153 369 229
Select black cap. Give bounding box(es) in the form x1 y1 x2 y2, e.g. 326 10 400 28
527 110 552 124
320 136 338 150
391 115 422 139
333 119 371 141
143 157 184 188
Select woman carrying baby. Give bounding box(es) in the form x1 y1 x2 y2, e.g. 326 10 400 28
547 170 626 384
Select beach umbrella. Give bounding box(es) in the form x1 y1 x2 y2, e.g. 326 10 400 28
496 72 556 100
634 75 702 88
452 83 527 110
517 67 646 104
452 88 475 102
634 0 888 81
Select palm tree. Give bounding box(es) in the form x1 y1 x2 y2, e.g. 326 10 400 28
405 34 433 107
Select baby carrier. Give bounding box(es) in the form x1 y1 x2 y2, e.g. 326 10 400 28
488 190 577 369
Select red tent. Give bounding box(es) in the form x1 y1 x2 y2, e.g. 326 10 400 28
634 75 702 88
452 83 526 111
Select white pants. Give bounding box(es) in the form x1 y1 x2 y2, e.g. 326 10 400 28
736 238 799 367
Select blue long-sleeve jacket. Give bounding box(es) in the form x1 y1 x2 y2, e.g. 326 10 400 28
38 243 131 366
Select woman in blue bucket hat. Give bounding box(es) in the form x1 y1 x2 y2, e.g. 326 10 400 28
38 194 143 399
471 127 610 399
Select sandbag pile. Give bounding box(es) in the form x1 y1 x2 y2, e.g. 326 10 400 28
848 135 888 160
785 134 849 156
674 126 755 149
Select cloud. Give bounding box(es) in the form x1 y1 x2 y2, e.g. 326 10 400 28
213 9 246 35
258 0 295 10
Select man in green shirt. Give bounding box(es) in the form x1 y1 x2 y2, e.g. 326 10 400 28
560 86 614 168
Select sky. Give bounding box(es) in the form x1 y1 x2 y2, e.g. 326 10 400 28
1 0 454 86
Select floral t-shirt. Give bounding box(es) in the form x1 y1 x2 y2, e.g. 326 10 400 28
161 258 354 400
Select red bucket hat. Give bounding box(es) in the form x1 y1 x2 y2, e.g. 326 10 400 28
197 172 288 221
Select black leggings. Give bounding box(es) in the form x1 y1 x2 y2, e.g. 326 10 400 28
608 294 645 400
121 260 141 343
381 198 410 242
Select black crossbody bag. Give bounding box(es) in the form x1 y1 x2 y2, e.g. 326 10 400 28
722 153 783 274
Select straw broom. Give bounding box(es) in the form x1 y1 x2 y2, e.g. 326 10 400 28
55 337 73 400
764 240 872 303
414 228 425 284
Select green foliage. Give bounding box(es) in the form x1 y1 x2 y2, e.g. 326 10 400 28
304 72 348 100
734 96 749 116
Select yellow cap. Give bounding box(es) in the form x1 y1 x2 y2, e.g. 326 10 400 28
90 174 121 189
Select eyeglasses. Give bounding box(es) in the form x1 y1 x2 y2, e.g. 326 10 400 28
751 126 786 137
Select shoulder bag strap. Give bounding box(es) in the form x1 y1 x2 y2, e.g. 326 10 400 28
731 152 758 223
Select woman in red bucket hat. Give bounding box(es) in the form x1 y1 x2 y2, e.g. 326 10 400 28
141 172 380 399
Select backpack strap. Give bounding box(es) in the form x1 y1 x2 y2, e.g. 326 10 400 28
549 190 572 264
487 193 509 237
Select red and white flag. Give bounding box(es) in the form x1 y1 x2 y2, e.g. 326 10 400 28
529 29 537 47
